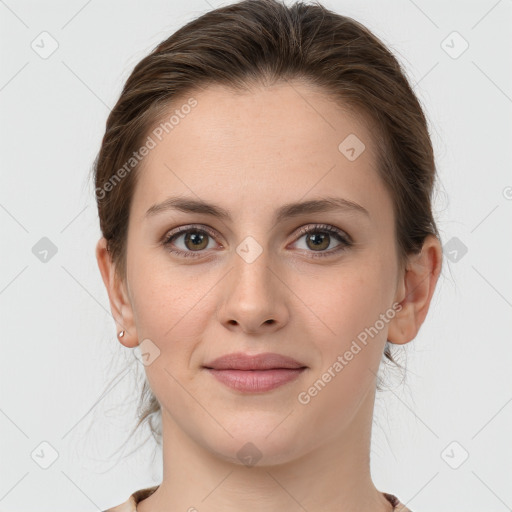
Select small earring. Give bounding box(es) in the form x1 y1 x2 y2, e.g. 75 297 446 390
118 330 125 338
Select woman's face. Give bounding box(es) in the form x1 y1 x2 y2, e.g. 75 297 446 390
119 81 404 464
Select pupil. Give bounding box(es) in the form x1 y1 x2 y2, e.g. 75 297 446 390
187 232 206 249
308 233 329 250
311 234 326 245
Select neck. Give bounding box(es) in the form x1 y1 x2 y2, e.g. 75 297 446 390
137 387 393 512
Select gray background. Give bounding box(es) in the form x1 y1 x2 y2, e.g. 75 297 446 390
1 0 511 510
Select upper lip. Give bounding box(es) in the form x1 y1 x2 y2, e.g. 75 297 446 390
203 352 307 370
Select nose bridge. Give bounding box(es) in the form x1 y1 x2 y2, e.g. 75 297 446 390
232 235 274 306
218 234 288 332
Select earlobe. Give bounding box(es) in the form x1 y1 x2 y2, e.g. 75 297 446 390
387 235 443 345
95 237 139 348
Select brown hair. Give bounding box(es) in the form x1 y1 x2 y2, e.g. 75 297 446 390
92 0 442 452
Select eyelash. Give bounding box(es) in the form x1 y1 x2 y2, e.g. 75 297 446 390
162 223 352 259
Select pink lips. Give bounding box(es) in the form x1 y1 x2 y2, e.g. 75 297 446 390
203 352 307 392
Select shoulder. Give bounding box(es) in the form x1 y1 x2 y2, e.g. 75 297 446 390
383 492 413 512
103 485 160 512
104 487 408 512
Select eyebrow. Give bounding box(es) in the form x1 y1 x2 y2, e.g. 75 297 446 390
145 195 370 223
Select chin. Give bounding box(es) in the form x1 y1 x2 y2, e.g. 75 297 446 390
202 424 305 468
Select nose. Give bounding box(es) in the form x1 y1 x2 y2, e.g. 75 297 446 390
217 245 289 335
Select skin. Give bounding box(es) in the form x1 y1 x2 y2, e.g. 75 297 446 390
96 80 442 512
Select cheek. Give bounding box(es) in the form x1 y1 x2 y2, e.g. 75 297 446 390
307 259 392 342
128 262 214 416
128 243 211 334
292 267 391 437
301 258 394 402
126 268 211 399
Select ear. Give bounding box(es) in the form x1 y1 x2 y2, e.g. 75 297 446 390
387 235 443 345
95 237 139 348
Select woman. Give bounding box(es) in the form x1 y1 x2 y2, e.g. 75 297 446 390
94 0 442 510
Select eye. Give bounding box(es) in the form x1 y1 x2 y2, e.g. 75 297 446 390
291 224 352 258
162 223 352 259
163 225 220 259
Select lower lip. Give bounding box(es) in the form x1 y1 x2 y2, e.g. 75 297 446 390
205 368 306 392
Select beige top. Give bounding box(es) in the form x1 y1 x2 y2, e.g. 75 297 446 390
103 486 413 511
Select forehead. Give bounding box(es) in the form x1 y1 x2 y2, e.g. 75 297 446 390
146 80 377 161
131 80 392 224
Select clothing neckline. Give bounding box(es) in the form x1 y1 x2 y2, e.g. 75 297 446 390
128 486 411 511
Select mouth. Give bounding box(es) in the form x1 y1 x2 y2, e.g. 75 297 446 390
203 351 307 371
202 352 308 393
204 367 307 393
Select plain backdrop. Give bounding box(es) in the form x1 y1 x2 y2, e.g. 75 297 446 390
1 0 511 510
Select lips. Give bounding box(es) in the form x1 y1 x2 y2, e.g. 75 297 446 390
203 352 308 392
203 352 307 371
